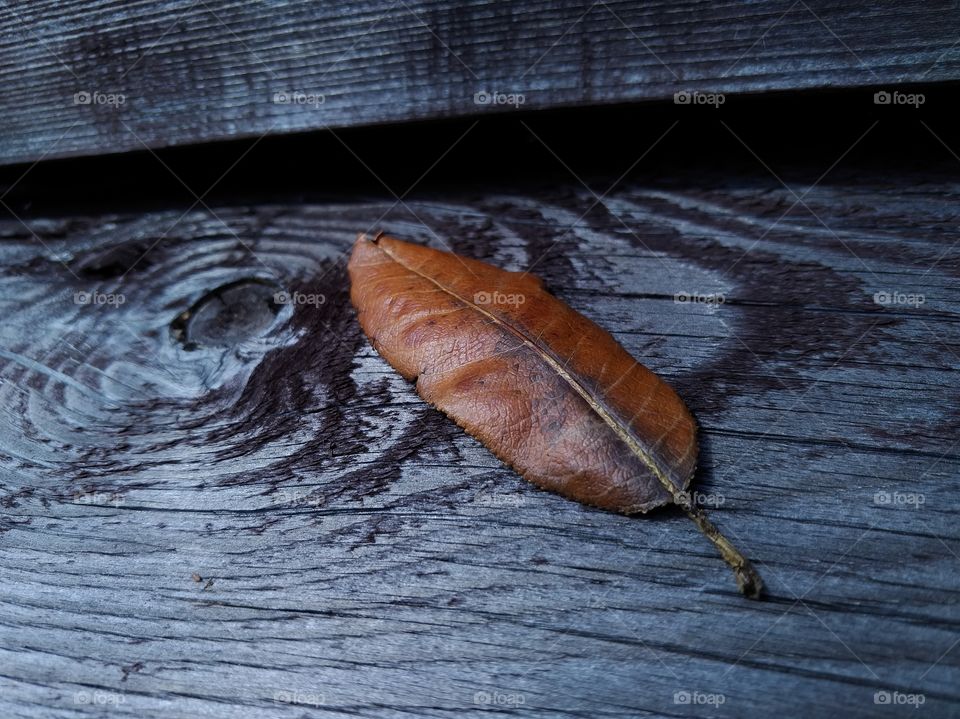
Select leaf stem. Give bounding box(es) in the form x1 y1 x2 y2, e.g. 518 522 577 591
686 507 764 599
673 492 764 599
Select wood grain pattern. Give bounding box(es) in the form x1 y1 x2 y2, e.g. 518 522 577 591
1 0 959 165
0 173 958 716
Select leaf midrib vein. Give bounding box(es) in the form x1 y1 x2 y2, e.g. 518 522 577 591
376 242 685 505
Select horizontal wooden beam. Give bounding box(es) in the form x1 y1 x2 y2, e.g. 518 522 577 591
0 0 958 165
1 164 958 715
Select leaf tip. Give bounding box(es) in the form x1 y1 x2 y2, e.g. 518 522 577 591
736 564 765 600
358 230 387 245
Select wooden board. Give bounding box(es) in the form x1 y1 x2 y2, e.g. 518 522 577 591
1 0 959 165
1 165 958 716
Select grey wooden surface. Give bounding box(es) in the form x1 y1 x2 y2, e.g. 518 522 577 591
1 0 959 165
0 169 957 716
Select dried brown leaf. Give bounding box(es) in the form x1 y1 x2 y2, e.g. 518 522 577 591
348 233 762 598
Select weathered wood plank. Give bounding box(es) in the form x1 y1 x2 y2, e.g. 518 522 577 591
0 169 958 716
0 0 959 165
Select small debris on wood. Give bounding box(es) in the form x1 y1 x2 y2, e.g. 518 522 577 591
121 661 144 682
